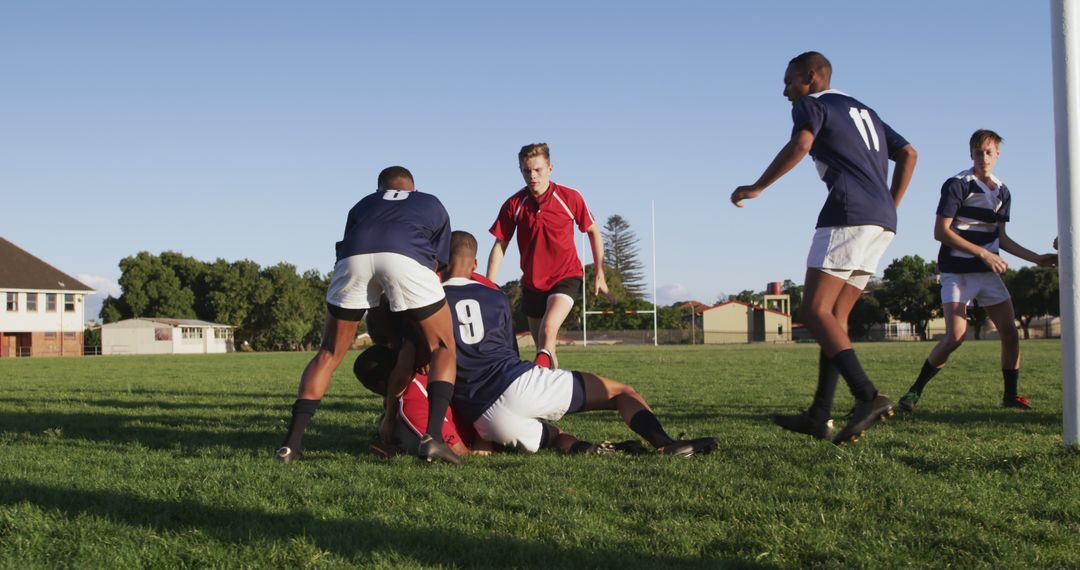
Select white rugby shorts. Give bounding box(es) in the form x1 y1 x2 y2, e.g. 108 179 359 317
474 366 575 453
806 225 895 290
940 272 1011 307
326 252 445 313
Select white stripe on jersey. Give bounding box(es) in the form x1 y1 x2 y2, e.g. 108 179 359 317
551 191 575 221
947 171 1004 259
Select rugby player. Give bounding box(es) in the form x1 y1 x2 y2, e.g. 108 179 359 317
731 52 918 444
451 230 717 456
898 130 1056 412
276 166 462 465
486 143 614 369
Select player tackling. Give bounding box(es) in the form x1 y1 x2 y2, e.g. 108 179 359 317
731 51 918 444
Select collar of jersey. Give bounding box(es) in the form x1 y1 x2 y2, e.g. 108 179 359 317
443 277 475 287
809 89 849 99
960 168 1003 191
524 183 556 204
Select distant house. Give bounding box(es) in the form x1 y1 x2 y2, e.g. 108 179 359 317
0 237 95 357
701 298 793 344
101 318 235 355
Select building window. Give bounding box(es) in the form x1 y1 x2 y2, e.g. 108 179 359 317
181 327 204 340
5 292 16 311
26 293 38 312
44 332 57 340
64 294 75 312
46 293 57 312
214 328 233 340
63 332 76 340
154 327 173 341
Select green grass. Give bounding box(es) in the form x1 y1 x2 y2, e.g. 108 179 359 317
0 341 1076 568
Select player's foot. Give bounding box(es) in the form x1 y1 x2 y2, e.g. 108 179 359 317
657 437 720 457
584 439 648 455
274 446 300 464
771 410 835 440
1002 395 1033 409
832 393 894 446
417 435 464 465
898 390 920 413
534 350 554 369
368 438 400 459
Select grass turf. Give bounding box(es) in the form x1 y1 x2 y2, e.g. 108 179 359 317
0 340 1076 568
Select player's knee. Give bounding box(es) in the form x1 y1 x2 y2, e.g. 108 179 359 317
999 324 1019 343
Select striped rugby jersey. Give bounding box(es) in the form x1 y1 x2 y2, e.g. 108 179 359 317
936 169 1011 274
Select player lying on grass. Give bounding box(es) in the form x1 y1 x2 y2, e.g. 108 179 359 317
276 165 461 465
447 230 718 457
898 129 1057 413
353 339 647 458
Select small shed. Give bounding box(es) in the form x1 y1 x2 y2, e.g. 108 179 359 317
102 318 234 355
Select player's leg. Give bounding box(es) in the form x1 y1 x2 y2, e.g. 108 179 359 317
410 301 463 463
277 309 362 462
578 372 718 456
985 299 1029 408
900 302 967 412
536 294 574 367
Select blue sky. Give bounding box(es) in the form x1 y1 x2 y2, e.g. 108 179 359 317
0 2 1060 319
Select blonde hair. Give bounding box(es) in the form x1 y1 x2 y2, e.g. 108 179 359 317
518 143 550 165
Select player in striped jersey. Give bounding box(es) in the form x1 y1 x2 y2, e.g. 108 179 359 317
899 130 1057 412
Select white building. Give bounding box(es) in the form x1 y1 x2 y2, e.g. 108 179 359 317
102 318 235 355
0 237 95 357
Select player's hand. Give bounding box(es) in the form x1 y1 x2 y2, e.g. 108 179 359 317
978 250 1009 273
730 185 762 208
1036 253 1058 268
1053 237 1059 251
594 269 616 304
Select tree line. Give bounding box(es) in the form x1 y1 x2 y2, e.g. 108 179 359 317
99 251 333 351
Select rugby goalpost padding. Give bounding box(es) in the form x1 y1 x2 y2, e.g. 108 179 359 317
580 200 659 347
1052 0 1080 448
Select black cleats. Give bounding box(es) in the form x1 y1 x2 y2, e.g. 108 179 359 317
657 437 720 457
583 439 648 455
417 435 464 465
832 393 894 445
771 410 835 440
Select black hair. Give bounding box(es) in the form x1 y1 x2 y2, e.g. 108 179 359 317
377 166 414 189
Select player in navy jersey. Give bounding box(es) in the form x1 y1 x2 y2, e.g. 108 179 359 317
731 51 918 444
899 130 1056 413
447 230 718 456
276 166 462 465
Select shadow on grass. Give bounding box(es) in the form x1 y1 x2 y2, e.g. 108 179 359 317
0 479 772 569
897 409 1059 428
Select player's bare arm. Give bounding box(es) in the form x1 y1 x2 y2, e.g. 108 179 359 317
998 225 1058 267
731 129 815 207
586 223 616 302
889 144 918 207
934 215 1009 273
486 239 508 282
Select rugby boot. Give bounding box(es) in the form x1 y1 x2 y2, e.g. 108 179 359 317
417 435 464 465
832 393 894 445
771 410 835 440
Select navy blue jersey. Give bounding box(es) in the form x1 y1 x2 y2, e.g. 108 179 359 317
936 169 1012 274
443 277 535 423
334 190 451 269
792 90 910 232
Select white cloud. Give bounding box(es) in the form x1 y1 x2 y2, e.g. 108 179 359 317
77 274 121 298
656 283 690 305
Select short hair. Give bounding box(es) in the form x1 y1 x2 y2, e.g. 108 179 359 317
353 344 398 397
451 230 478 261
518 143 550 165
969 129 1004 152
788 51 832 82
377 166 414 189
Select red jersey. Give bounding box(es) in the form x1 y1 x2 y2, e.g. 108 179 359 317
399 373 476 447
489 182 596 292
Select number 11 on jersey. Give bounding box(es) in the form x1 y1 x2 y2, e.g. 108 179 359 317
848 107 880 152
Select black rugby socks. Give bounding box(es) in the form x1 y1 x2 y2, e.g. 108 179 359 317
282 398 321 452
425 380 454 442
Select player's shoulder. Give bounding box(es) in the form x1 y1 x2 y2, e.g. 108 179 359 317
943 169 975 191
444 276 501 293
551 182 587 204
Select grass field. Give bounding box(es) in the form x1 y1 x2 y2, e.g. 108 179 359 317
0 340 1076 568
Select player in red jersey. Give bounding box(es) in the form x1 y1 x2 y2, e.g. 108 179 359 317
487 143 614 369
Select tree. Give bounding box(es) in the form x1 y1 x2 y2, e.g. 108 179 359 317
99 296 126 323
1006 267 1060 339
848 283 887 340
500 279 530 333
728 290 760 305
782 279 804 323
602 215 646 299
876 255 939 340
116 252 196 319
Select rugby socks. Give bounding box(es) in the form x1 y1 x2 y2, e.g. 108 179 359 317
629 410 675 448
534 350 554 369
1003 369 1019 399
911 360 942 394
568 441 595 454
425 380 454 443
808 351 839 422
282 398 321 452
831 349 877 402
